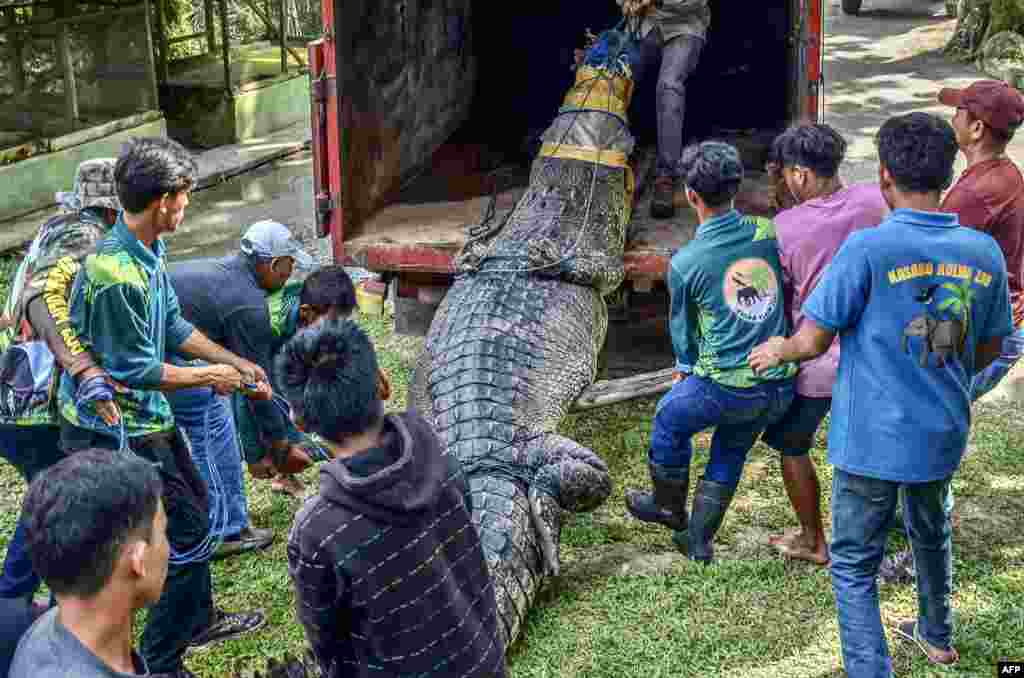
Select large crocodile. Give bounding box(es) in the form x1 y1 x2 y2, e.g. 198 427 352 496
409 32 638 648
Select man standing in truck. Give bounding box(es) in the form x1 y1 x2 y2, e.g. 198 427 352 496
619 0 709 220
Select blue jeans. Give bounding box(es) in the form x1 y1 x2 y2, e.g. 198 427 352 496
167 386 249 539
971 326 1024 401
831 470 953 678
0 426 64 600
649 376 795 487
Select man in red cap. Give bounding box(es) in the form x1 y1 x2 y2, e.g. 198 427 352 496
880 79 1024 584
939 79 1024 403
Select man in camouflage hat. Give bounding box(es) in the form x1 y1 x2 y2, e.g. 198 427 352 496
0 158 125 611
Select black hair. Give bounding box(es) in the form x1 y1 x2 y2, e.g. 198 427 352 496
274 318 382 442
300 265 357 317
770 124 847 178
23 448 162 599
876 113 958 194
114 137 198 214
678 141 744 208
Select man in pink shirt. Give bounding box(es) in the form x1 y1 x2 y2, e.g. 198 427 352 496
760 124 889 565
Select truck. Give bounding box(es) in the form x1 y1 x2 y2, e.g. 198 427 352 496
306 0 824 385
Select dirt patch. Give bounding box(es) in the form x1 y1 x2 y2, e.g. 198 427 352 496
559 543 685 581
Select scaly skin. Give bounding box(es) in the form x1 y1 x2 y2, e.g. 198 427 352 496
411 81 635 645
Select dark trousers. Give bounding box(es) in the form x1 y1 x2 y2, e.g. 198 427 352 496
631 31 705 178
0 425 64 600
61 422 214 673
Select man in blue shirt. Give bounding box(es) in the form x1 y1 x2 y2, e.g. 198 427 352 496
624 141 796 564
750 112 1013 676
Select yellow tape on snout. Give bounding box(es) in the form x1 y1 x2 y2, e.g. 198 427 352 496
539 142 636 222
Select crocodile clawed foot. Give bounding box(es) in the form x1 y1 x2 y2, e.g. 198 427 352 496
532 433 613 513
529 489 562 577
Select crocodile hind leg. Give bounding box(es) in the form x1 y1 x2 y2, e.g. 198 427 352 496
528 433 613 576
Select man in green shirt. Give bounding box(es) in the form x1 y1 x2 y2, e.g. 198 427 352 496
624 141 796 563
57 137 267 676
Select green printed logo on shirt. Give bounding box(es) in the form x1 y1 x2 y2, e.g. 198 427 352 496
723 258 780 324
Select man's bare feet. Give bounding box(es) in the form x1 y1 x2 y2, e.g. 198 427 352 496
768 527 804 547
770 529 830 566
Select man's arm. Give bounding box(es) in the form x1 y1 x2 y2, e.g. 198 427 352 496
84 282 241 394
750 233 870 374
288 534 344 673
175 329 267 386
749 321 836 374
21 227 125 423
975 247 1015 375
222 305 295 452
668 262 699 378
165 281 268 386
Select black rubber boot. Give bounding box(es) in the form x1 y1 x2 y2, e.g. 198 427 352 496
625 463 689 531
650 175 676 219
684 477 736 564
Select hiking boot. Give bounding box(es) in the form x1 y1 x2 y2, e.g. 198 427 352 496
212 526 275 560
650 175 676 219
625 463 689 531
683 477 736 564
187 607 266 653
878 548 916 585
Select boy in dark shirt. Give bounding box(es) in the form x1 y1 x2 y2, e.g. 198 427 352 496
280 319 504 678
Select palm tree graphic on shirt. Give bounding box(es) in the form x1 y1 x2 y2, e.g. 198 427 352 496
937 280 976 350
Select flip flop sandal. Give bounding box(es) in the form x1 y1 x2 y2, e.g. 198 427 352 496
892 620 960 668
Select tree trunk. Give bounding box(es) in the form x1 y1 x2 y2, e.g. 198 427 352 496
946 0 993 60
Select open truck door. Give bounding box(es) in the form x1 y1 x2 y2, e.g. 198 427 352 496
308 0 476 262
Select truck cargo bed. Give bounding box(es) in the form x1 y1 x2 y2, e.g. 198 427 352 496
340 154 776 281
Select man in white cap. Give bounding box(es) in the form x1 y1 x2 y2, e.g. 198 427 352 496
0 158 125 611
167 220 317 545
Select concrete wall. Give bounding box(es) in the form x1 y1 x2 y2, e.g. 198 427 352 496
0 116 167 223
234 73 311 141
163 72 311 148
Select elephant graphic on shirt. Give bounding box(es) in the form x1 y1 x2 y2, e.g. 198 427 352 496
902 314 963 368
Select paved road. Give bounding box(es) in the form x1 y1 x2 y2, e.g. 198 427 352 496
822 0 1001 183
164 0 1002 263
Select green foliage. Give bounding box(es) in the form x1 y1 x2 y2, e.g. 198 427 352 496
989 0 1024 36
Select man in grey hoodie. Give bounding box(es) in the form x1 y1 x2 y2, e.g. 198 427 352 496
619 0 710 219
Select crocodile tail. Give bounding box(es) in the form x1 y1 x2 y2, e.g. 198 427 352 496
469 473 545 649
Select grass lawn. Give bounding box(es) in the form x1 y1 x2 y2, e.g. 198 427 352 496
0 252 1021 677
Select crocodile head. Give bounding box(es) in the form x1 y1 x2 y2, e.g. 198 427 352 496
469 30 638 295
